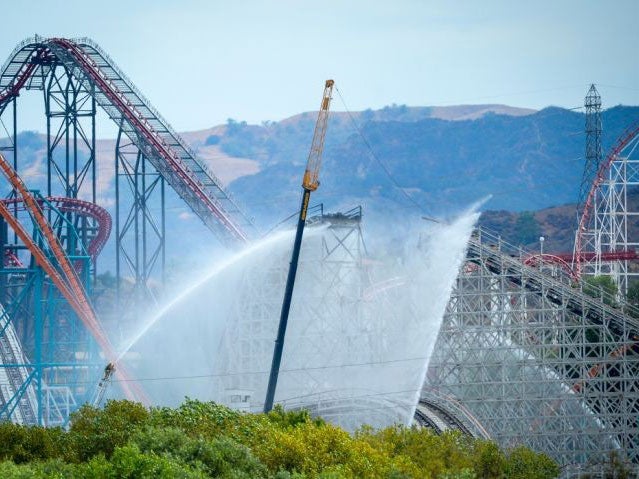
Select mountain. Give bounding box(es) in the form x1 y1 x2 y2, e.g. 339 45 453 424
478 187 639 256
222 104 639 228
478 205 576 254
3 103 639 259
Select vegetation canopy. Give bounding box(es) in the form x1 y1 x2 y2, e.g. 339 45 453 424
0 399 560 478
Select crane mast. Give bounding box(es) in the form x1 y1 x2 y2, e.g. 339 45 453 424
264 79 335 413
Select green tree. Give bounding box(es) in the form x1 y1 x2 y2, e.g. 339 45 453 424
0 423 66 463
472 440 506 479
626 280 639 306
132 426 267 478
504 446 560 479
107 444 206 478
68 400 150 461
582 275 618 306
0 399 562 478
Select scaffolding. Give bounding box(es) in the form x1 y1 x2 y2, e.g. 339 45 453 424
589 129 639 294
427 227 639 475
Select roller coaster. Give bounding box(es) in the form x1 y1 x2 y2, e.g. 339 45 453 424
427 226 639 476
0 36 254 424
0 36 638 475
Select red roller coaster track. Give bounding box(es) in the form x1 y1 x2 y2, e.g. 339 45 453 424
523 251 639 280
0 153 146 403
0 48 44 105
50 38 247 243
1 196 112 265
574 121 639 277
0 37 253 246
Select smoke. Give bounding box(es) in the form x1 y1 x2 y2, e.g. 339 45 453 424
113 207 479 431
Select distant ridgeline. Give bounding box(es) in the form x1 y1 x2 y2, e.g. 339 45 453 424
4 104 639 244
219 105 637 227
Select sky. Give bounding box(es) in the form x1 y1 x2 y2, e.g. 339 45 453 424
1 0 638 134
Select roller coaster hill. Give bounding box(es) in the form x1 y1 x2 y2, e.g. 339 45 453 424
0 36 257 426
0 36 639 476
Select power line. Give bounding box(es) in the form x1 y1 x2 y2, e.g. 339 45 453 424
597 83 639 93
279 388 419 407
419 84 591 108
104 355 430 384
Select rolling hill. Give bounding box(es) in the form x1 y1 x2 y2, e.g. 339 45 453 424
3 103 639 260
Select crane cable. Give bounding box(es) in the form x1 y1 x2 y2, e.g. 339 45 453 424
334 87 428 214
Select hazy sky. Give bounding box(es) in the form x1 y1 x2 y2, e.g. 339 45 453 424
2 0 638 132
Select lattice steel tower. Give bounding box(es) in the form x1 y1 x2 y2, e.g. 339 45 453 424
574 85 603 275
581 84 603 214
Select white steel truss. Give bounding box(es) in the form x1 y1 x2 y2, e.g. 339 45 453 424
591 133 639 294
213 209 639 475
428 228 639 476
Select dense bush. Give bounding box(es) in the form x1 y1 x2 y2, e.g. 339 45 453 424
582 275 618 307
0 399 560 478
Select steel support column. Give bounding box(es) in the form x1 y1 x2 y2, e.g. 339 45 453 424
115 126 165 333
44 64 96 200
44 64 97 281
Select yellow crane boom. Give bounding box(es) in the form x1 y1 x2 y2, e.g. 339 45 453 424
302 79 335 191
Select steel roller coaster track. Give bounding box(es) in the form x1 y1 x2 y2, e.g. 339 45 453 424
0 152 144 402
1 196 112 265
0 36 254 247
0 36 261 407
574 121 639 277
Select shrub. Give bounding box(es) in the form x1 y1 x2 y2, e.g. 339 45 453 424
68 400 150 461
0 423 66 463
0 399 561 478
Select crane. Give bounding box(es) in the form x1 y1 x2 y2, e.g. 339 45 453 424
263 79 335 413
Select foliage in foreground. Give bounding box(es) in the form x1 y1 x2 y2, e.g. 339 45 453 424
0 399 560 478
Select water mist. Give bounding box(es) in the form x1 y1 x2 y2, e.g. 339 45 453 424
115 209 478 431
